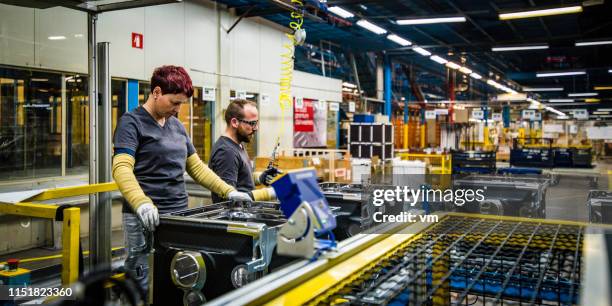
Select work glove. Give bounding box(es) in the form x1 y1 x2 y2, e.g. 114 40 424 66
228 190 253 203
259 167 283 186
136 203 159 232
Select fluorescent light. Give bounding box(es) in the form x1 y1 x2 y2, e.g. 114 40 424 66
492 45 548 52
328 6 354 19
545 106 566 117
387 34 412 46
30 78 49 82
499 6 583 20
536 70 586 77
469 73 482 79
48 36 66 40
523 87 564 92
575 40 612 47
593 111 610 115
487 80 500 87
568 92 598 97
73 34 84 38
597 108 612 111
412 47 431 56
356 20 387 35
549 99 574 102
430 55 448 64
446 62 461 70
459 67 473 74
396 16 466 25
342 82 357 88
594 86 612 90
585 98 600 103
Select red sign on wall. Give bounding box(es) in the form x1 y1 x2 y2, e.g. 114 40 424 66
294 98 314 132
132 33 143 49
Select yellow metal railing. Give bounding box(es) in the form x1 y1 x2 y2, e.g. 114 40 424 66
396 152 452 174
0 182 118 285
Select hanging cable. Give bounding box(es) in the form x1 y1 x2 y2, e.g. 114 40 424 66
278 0 306 138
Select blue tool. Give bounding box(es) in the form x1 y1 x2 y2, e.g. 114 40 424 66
271 168 337 258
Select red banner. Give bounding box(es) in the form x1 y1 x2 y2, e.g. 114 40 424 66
294 98 314 132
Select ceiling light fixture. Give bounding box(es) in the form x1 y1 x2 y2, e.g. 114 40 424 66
594 86 612 90
386 34 412 46
459 67 473 74
48 36 66 40
575 40 612 47
492 45 549 51
328 6 354 19
549 99 574 102
568 92 598 97
396 16 466 25
469 73 482 79
412 47 431 56
522 87 564 92
430 55 448 64
499 6 583 20
356 20 387 35
536 70 586 77
446 62 461 70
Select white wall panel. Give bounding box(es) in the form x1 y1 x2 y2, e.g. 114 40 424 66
184 0 218 84
36 7 87 73
0 4 35 68
144 3 185 77
293 70 342 102
229 18 260 83
97 8 146 80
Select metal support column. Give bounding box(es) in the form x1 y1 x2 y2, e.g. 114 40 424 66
384 54 392 120
90 42 113 269
87 13 100 270
403 73 410 150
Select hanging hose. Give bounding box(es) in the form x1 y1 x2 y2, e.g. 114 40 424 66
277 0 305 139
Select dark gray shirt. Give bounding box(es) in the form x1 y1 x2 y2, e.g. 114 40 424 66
113 106 196 214
209 136 254 203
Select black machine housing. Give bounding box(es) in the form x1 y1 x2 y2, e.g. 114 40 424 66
452 174 550 218
152 201 290 305
320 182 404 240
588 190 612 223
451 150 497 174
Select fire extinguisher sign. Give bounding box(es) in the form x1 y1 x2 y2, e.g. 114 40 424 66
132 33 143 49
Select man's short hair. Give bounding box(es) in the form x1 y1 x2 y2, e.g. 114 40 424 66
225 99 257 125
150 65 194 97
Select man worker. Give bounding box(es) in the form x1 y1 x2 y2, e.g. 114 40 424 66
112 66 252 296
209 99 281 203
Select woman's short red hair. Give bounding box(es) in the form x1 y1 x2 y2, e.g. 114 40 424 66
150 65 194 97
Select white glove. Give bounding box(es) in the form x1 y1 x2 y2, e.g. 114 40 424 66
136 203 159 232
228 190 253 202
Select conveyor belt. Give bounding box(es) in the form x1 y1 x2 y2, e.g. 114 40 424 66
208 213 610 306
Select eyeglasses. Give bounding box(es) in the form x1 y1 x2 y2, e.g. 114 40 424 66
238 118 259 128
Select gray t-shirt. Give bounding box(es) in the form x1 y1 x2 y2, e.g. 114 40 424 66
209 136 254 203
113 106 196 214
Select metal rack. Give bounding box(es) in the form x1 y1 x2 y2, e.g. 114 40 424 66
310 215 583 305
209 213 602 306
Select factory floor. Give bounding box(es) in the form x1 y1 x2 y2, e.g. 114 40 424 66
542 160 610 222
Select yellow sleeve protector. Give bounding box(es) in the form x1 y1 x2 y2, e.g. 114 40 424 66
250 188 275 201
112 153 152 211
186 153 235 198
